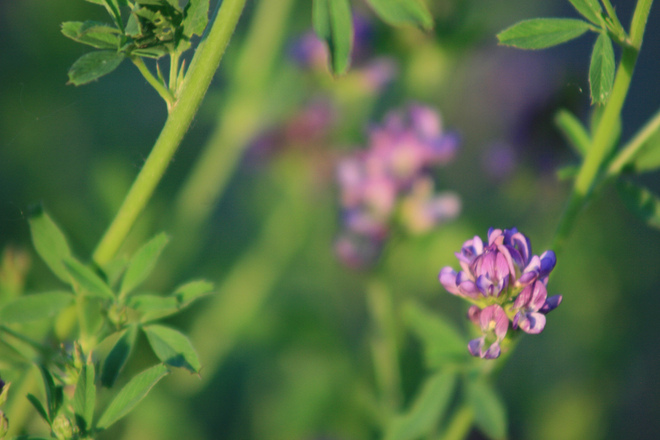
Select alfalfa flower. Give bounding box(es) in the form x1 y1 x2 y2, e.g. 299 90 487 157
439 228 562 358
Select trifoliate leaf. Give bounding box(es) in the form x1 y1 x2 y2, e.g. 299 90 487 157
67 51 125 86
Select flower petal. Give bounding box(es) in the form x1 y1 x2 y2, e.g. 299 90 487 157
519 312 546 334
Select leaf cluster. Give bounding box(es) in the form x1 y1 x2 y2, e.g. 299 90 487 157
62 0 209 86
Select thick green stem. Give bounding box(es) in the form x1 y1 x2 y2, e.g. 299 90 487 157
553 0 654 252
92 0 247 267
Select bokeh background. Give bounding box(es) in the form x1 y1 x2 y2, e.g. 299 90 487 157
1 0 660 439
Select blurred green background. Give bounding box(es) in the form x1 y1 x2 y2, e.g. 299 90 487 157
2 0 660 439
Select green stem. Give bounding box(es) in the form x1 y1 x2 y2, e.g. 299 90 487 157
367 278 402 415
169 51 180 96
132 57 175 108
440 405 474 440
607 107 660 176
553 0 654 253
92 0 247 267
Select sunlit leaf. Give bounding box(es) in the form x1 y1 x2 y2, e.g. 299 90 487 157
143 324 201 373
63 258 115 300
67 50 125 86
101 325 138 388
313 0 353 75
497 18 591 49
0 291 73 323
27 393 50 424
96 364 169 430
183 0 209 38
120 233 169 298
384 371 457 440
616 180 660 230
589 32 615 104
555 108 591 157
61 21 121 50
130 280 213 323
568 0 603 25
365 0 433 30
28 206 72 283
403 301 469 368
73 361 96 432
467 377 508 440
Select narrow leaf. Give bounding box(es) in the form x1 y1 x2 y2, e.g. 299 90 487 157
61 21 121 50
365 0 433 30
589 32 615 104
0 292 73 323
403 301 469 368
96 364 169 430
130 280 213 323
182 0 210 37
63 258 115 300
384 371 457 440
568 0 603 25
27 393 50 424
101 325 138 388
497 18 591 49
467 378 508 440
313 0 354 75
38 365 63 422
67 51 125 86
28 206 72 283
554 108 591 157
120 233 169 297
173 280 214 307
143 325 201 373
73 361 96 432
556 163 580 180
616 180 660 229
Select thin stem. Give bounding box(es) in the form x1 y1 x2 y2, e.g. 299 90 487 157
169 51 180 96
553 0 655 252
607 107 660 176
132 57 175 108
92 0 248 267
367 278 402 415
440 405 474 440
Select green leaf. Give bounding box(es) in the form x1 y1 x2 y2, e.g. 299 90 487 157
61 21 121 50
67 51 125 86
403 301 469 368
129 280 213 322
384 371 457 440
143 324 201 373
63 258 115 300
73 361 96 432
38 365 63 422
467 377 508 440
589 32 615 104
101 325 138 388
182 0 210 37
27 393 50 424
0 291 73 323
120 233 169 298
555 109 591 157
631 129 660 173
497 18 591 49
568 0 603 25
556 163 580 180
96 364 169 430
173 280 214 307
365 0 433 30
313 0 353 75
28 206 72 283
616 180 660 229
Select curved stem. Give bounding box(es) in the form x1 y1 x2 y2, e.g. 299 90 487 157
132 57 175 108
92 0 248 267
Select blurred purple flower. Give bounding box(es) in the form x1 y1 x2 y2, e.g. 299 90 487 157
439 228 561 358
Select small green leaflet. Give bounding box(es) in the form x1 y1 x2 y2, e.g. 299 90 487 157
27 393 51 424
101 325 138 387
589 32 615 104
28 206 72 283
73 361 96 432
497 18 591 49
0 291 73 323
384 371 457 440
67 51 126 86
313 0 353 75
183 0 210 38
467 377 508 440
38 365 64 422
554 109 591 157
631 128 660 173
568 0 603 26
96 363 169 430
616 180 660 230
143 324 201 373
120 232 169 298
63 257 115 300
365 0 433 30
61 21 121 50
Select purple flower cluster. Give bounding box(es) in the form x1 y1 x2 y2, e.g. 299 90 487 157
335 104 460 268
439 228 562 359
